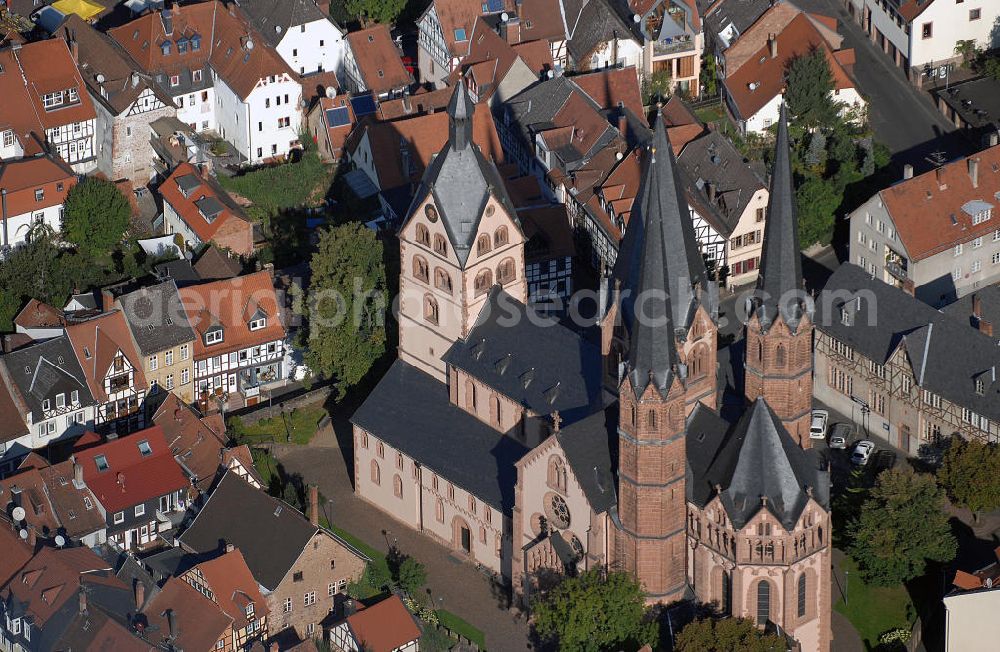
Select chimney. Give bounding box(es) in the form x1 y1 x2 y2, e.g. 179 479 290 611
973 293 982 319
225 542 235 553
308 484 319 526
936 166 947 190
134 580 145 609
165 608 176 639
902 278 916 297
707 181 717 204
969 157 979 188
78 587 87 615
27 527 36 549
769 33 778 59
343 598 357 617
903 164 914 180
101 289 115 311
72 460 84 488
617 114 628 138
981 319 994 337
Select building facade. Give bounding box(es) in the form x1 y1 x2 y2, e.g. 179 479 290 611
0 154 76 254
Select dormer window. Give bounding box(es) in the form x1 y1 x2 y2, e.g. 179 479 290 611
35 188 44 201
177 38 188 54
454 28 467 41
71 390 79 404
161 41 172 55
42 399 51 411
94 455 109 472
68 88 78 103
976 378 985 395
840 306 852 326
245 603 254 618
249 317 266 331
56 393 65 409
205 328 223 345
191 34 201 50
137 440 153 456
42 91 64 109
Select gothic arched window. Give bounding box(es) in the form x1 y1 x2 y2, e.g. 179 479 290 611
434 268 453 294
474 269 493 297
413 255 429 283
477 234 491 256
797 573 807 618
415 224 430 246
497 258 516 284
756 581 771 625
494 226 509 248
433 234 448 256
775 343 786 368
423 295 439 325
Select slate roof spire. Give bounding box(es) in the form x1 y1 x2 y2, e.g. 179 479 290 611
448 81 475 150
613 111 709 396
755 103 804 330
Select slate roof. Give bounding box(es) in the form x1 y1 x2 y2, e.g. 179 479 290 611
611 113 711 396
351 360 530 513
404 83 519 267
0 380 28 445
942 286 1000 336
754 105 804 331
703 0 773 47
443 287 604 426
237 0 334 47
117 280 195 356
816 263 1000 423
555 405 618 514
562 0 636 63
179 472 319 591
0 336 96 423
677 130 766 235
686 399 829 530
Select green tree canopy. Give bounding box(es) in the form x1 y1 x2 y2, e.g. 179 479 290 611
675 617 787 652
397 557 428 596
795 177 838 246
62 177 131 257
305 222 386 397
848 468 957 586
531 569 658 651
345 0 405 26
785 48 841 129
938 436 1000 520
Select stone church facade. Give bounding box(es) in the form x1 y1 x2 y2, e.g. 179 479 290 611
351 87 832 650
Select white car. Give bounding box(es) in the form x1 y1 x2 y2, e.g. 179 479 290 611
809 410 829 440
829 423 853 449
851 440 876 466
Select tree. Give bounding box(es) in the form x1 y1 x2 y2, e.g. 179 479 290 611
701 53 719 96
795 177 839 246
954 39 982 68
345 0 405 26
642 69 674 106
785 48 841 129
62 177 131 257
805 131 827 169
531 569 658 651
675 617 787 652
848 468 957 586
937 436 1000 522
397 557 428 596
305 223 386 398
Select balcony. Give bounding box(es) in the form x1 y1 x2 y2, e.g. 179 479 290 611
884 254 908 281
652 36 695 57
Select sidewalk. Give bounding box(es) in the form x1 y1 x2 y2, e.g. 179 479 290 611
273 423 532 651
830 549 865 652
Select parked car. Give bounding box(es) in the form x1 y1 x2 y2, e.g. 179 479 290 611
829 423 853 449
809 410 829 440
851 440 876 466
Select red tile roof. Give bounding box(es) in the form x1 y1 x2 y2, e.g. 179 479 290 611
346 24 412 95
311 95 356 161
76 425 189 513
152 393 228 491
64 310 148 403
345 595 421 652
726 12 855 121
0 39 96 145
160 162 254 256
0 154 76 219
13 299 65 331
880 145 1000 261
571 67 645 120
143 577 232 651
3 547 114 628
109 1 295 101
184 549 269 628
0 459 105 540
0 526 32 586
178 271 287 360
377 87 454 120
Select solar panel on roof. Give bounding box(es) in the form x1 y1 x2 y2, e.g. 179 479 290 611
350 94 377 117
325 106 350 128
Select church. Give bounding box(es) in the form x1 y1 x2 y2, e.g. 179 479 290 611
351 83 831 651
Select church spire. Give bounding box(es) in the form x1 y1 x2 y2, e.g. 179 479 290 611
447 81 475 150
755 103 804 330
615 112 709 397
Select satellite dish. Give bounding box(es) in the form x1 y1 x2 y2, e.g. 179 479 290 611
18 529 28 540
275 25 282 34
96 73 105 83
325 86 337 99
633 14 641 23
986 577 994 588
615 151 623 161
245 39 254 50
54 535 67 548
11 506 26 522
546 69 555 79
501 11 509 21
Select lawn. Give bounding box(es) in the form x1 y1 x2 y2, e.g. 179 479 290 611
229 405 326 445
694 103 725 125
834 556 913 650
436 609 486 649
218 147 335 223
250 447 280 488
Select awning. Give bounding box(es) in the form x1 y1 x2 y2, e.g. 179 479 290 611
51 0 105 21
